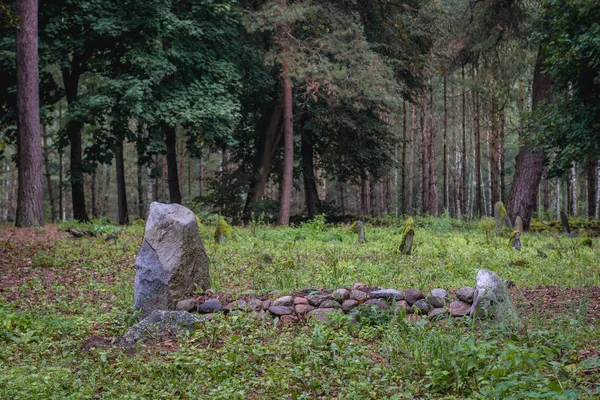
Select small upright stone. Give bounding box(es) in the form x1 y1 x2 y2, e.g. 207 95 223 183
399 217 415 255
514 216 524 233
357 221 366 243
560 210 571 235
511 231 521 251
134 202 210 319
214 217 232 244
494 201 508 235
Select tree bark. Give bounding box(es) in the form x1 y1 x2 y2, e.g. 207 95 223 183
508 49 554 229
91 171 97 218
443 75 448 212
401 101 407 215
42 124 56 222
301 116 319 219
278 59 294 225
408 104 416 216
472 68 482 217
500 112 505 203
115 138 128 224
164 125 182 204
586 152 597 218
15 0 43 227
461 66 467 216
137 152 145 219
199 144 205 197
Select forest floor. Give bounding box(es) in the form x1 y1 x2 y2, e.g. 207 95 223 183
0 217 599 399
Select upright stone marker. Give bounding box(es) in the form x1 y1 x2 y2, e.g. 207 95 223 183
514 216 524 233
560 210 571 235
470 269 519 327
399 217 415 255
135 202 210 318
494 201 507 235
357 221 366 243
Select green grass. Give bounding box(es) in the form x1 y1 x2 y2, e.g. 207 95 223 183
0 217 599 399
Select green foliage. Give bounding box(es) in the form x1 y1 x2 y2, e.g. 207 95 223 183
479 216 496 243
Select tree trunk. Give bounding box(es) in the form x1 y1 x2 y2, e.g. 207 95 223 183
244 105 282 215
361 176 371 215
401 101 407 214
178 139 185 194
138 153 145 219
451 72 458 217
301 117 319 219
164 125 182 204
429 88 438 216
103 164 111 217
443 75 448 212
115 138 128 224
461 66 467 216
508 49 554 229
8 162 17 221
278 59 294 225
199 145 205 197
91 171 97 218
472 68 482 217
586 152 597 218
408 104 416 216
15 0 43 227
489 95 500 211
338 180 345 215
42 124 56 222
500 112 505 203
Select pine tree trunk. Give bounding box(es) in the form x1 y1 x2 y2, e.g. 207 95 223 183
472 68 482 217
178 140 185 194
15 0 44 227
301 118 319 219
461 66 467 216
278 58 294 225
8 162 17 221
508 49 554 229
91 171 97 218
164 125 182 204
408 104 416 216
338 180 345 215
103 164 111 217
586 152 597 218
489 96 500 211
429 88 438 216
571 163 577 216
137 154 145 220
401 101 407 215
500 112 505 203
115 138 128 224
42 124 56 222
450 72 458 218
199 145 205 197
443 75 448 212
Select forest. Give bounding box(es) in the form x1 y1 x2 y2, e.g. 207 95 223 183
1 0 600 399
0 0 598 227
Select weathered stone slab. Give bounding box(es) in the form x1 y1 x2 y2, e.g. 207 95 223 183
370 289 404 301
120 310 204 346
470 269 520 326
134 202 209 318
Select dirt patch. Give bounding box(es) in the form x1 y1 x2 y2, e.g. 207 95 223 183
80 335 114 352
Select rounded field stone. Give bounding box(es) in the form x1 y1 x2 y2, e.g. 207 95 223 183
365 298 388 309
295 304 316 315
431 288 448 298
370 289 404 301
176 298 198 312
350 290 367 301
404 289 425 305
411 299 430 315
198 298 222 313
294 297 309 305
426 294 447 308
247 298 263 312
261 299 271 310
331 288 350 301
455 287 475 304
273 296 294 307
448 300 471 316
320 300 341 309
341 299 359 313
268 306 293 316
428 307 448 320
307 295 328 307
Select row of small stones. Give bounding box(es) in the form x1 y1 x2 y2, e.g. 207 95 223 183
175 284 477 322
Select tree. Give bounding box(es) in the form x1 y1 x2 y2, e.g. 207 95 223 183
15 0 43 227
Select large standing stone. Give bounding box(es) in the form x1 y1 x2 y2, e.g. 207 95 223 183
560 210 570 235
134 202 210 318
357 221 366 243
470 269 520 326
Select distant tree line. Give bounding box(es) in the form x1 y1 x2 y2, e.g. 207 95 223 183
0 0 598 227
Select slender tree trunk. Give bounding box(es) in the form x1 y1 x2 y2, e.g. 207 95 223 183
103 164 111 217
278 59 294 225
138 153 145 220
429 88 438 216
178 139 185 194
15 0 43 227
542 169 550 213
338 180 345 215
401 101 407 214
586 152 597 218
146 166 153 211
489 96 500 210
472 68 482 217
164 125 182 204
91 171 97 218
421 97 429 213
461 66 467 216
42 125 56 222
508 49 554 229
301 116 319 219
500 112 505 203
115 138 128 224
451 72 458 217
59 152 64 220
199 144 205 197
8 162 17 221
361 176 371 215
443 75 448 212
571 162 577 216
408 104 416 216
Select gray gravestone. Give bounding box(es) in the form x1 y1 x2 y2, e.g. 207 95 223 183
470 269 519 327
357 221 366 243
134 202 210 318
514 216 524 233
